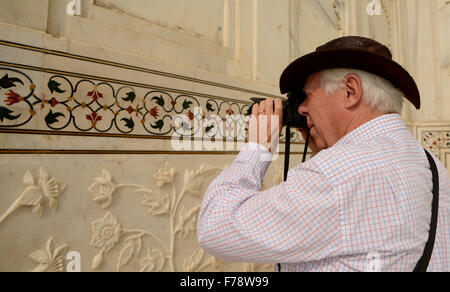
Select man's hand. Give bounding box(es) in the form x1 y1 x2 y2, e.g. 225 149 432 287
247 98 283 153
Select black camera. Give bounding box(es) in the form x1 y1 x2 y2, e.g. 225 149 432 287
246 90 308 130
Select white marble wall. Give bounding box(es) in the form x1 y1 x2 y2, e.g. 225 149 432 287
0 0 448 272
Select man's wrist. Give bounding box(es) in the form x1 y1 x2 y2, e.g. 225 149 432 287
236 142 274 163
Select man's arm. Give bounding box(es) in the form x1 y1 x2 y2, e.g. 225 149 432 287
197 143 341 263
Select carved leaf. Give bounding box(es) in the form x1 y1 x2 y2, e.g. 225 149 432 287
137 189 170 215
175 205 200 240
117 234 143 271
19 186 43 206
183 249 205 272
153 162 176 187
49 198 58 212
29 250 49 265
32 204 43 217
52 243 69 261
183 165 222 198
23 171 35 186
117 241 135 271
139 247 165 272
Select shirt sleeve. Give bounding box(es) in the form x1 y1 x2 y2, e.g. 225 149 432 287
197 143 342 263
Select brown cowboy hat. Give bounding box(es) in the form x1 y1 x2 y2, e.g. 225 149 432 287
279 36 421 109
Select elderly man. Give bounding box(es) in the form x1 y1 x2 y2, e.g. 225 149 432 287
197 36 449 272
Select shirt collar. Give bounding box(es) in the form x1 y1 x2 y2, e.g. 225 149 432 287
334 113 407 146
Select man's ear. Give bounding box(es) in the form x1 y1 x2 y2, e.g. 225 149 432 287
343 74 363 109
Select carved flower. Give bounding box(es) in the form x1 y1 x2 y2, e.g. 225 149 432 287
29 237 68 272
139 247 165 272
211 257 227 272
88 170 117 208
153 162 176 187
39 168 66 212
0 168 65 224
90 212 122 253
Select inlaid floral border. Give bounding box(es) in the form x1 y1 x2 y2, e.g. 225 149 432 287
0 67 302 143
415 124 450 169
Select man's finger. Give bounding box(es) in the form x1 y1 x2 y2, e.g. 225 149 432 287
252 103 260 117
274 98 283 131
266 98 273 115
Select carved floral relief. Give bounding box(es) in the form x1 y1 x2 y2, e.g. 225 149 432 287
88 164 229 271
29 237 69 272
0 167 66 225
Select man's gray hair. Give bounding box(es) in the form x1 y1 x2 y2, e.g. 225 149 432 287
319 68 404 114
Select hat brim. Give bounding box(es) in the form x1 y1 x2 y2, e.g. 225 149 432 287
279 49 420 109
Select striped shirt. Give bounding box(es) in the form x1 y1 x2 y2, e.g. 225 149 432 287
197 114 449 271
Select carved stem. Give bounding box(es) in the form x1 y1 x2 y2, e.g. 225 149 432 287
169 188 189 271
171 183 177 216
196 261 211 272
0 198 21 225
116 183 144 190
172 189 186 219
169 208 175 271
123 229 170 254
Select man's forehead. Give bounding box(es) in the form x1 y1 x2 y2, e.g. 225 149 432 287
303 72 321 92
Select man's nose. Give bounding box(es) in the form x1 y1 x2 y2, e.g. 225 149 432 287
298 100 308 116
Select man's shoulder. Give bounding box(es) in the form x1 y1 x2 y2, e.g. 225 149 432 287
309 138 421 186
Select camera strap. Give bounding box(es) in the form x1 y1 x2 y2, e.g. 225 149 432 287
283 127 310 181
278 128 310 271
413 149 439 272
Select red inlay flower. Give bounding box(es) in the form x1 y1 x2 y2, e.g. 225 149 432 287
88 86 103 101
50 97 59 107
226 108 234 115
5 90 21 105
150 106 159 119
126 105 133 115
187 110 194 121
86 111 102 127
